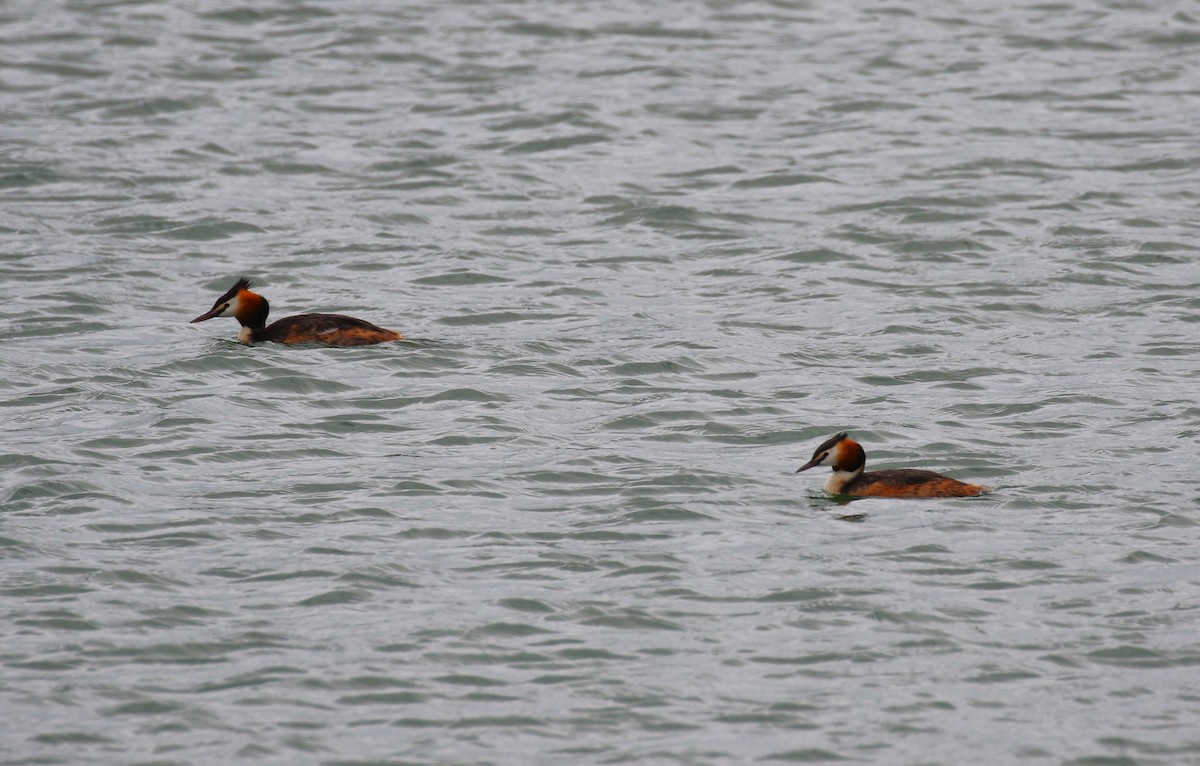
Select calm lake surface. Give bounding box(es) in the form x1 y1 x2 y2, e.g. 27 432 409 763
3 1 1199 764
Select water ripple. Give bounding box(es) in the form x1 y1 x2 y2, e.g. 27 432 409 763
2 1 1199 764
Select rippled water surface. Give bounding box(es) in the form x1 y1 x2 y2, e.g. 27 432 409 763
3 1 1200 764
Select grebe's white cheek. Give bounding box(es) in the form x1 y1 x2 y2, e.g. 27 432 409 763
222 295 242 317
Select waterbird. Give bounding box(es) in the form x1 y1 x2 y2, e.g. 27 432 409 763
796 432 987 498
191 278 402 346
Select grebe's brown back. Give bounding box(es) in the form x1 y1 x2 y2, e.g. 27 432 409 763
796 432 987 498
191 278 402 346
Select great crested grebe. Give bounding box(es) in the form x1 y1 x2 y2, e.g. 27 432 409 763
191 278 402 346
796 432 987 498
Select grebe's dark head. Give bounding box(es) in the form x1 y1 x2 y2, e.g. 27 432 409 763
796 432 866 474
190 277 269 329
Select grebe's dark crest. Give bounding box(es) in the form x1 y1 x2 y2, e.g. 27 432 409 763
191 277 402 346
796 432 986 498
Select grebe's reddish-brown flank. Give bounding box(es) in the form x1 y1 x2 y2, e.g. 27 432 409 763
191 278 402 346
796 432 987 498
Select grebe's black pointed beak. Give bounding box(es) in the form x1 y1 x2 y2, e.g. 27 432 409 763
796 457 823 473
190 307 222 323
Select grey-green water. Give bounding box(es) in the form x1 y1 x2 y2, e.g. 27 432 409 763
3 2 1199 764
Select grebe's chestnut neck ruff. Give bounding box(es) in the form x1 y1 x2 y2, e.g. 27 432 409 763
191 277 402 346
796 432 986 498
